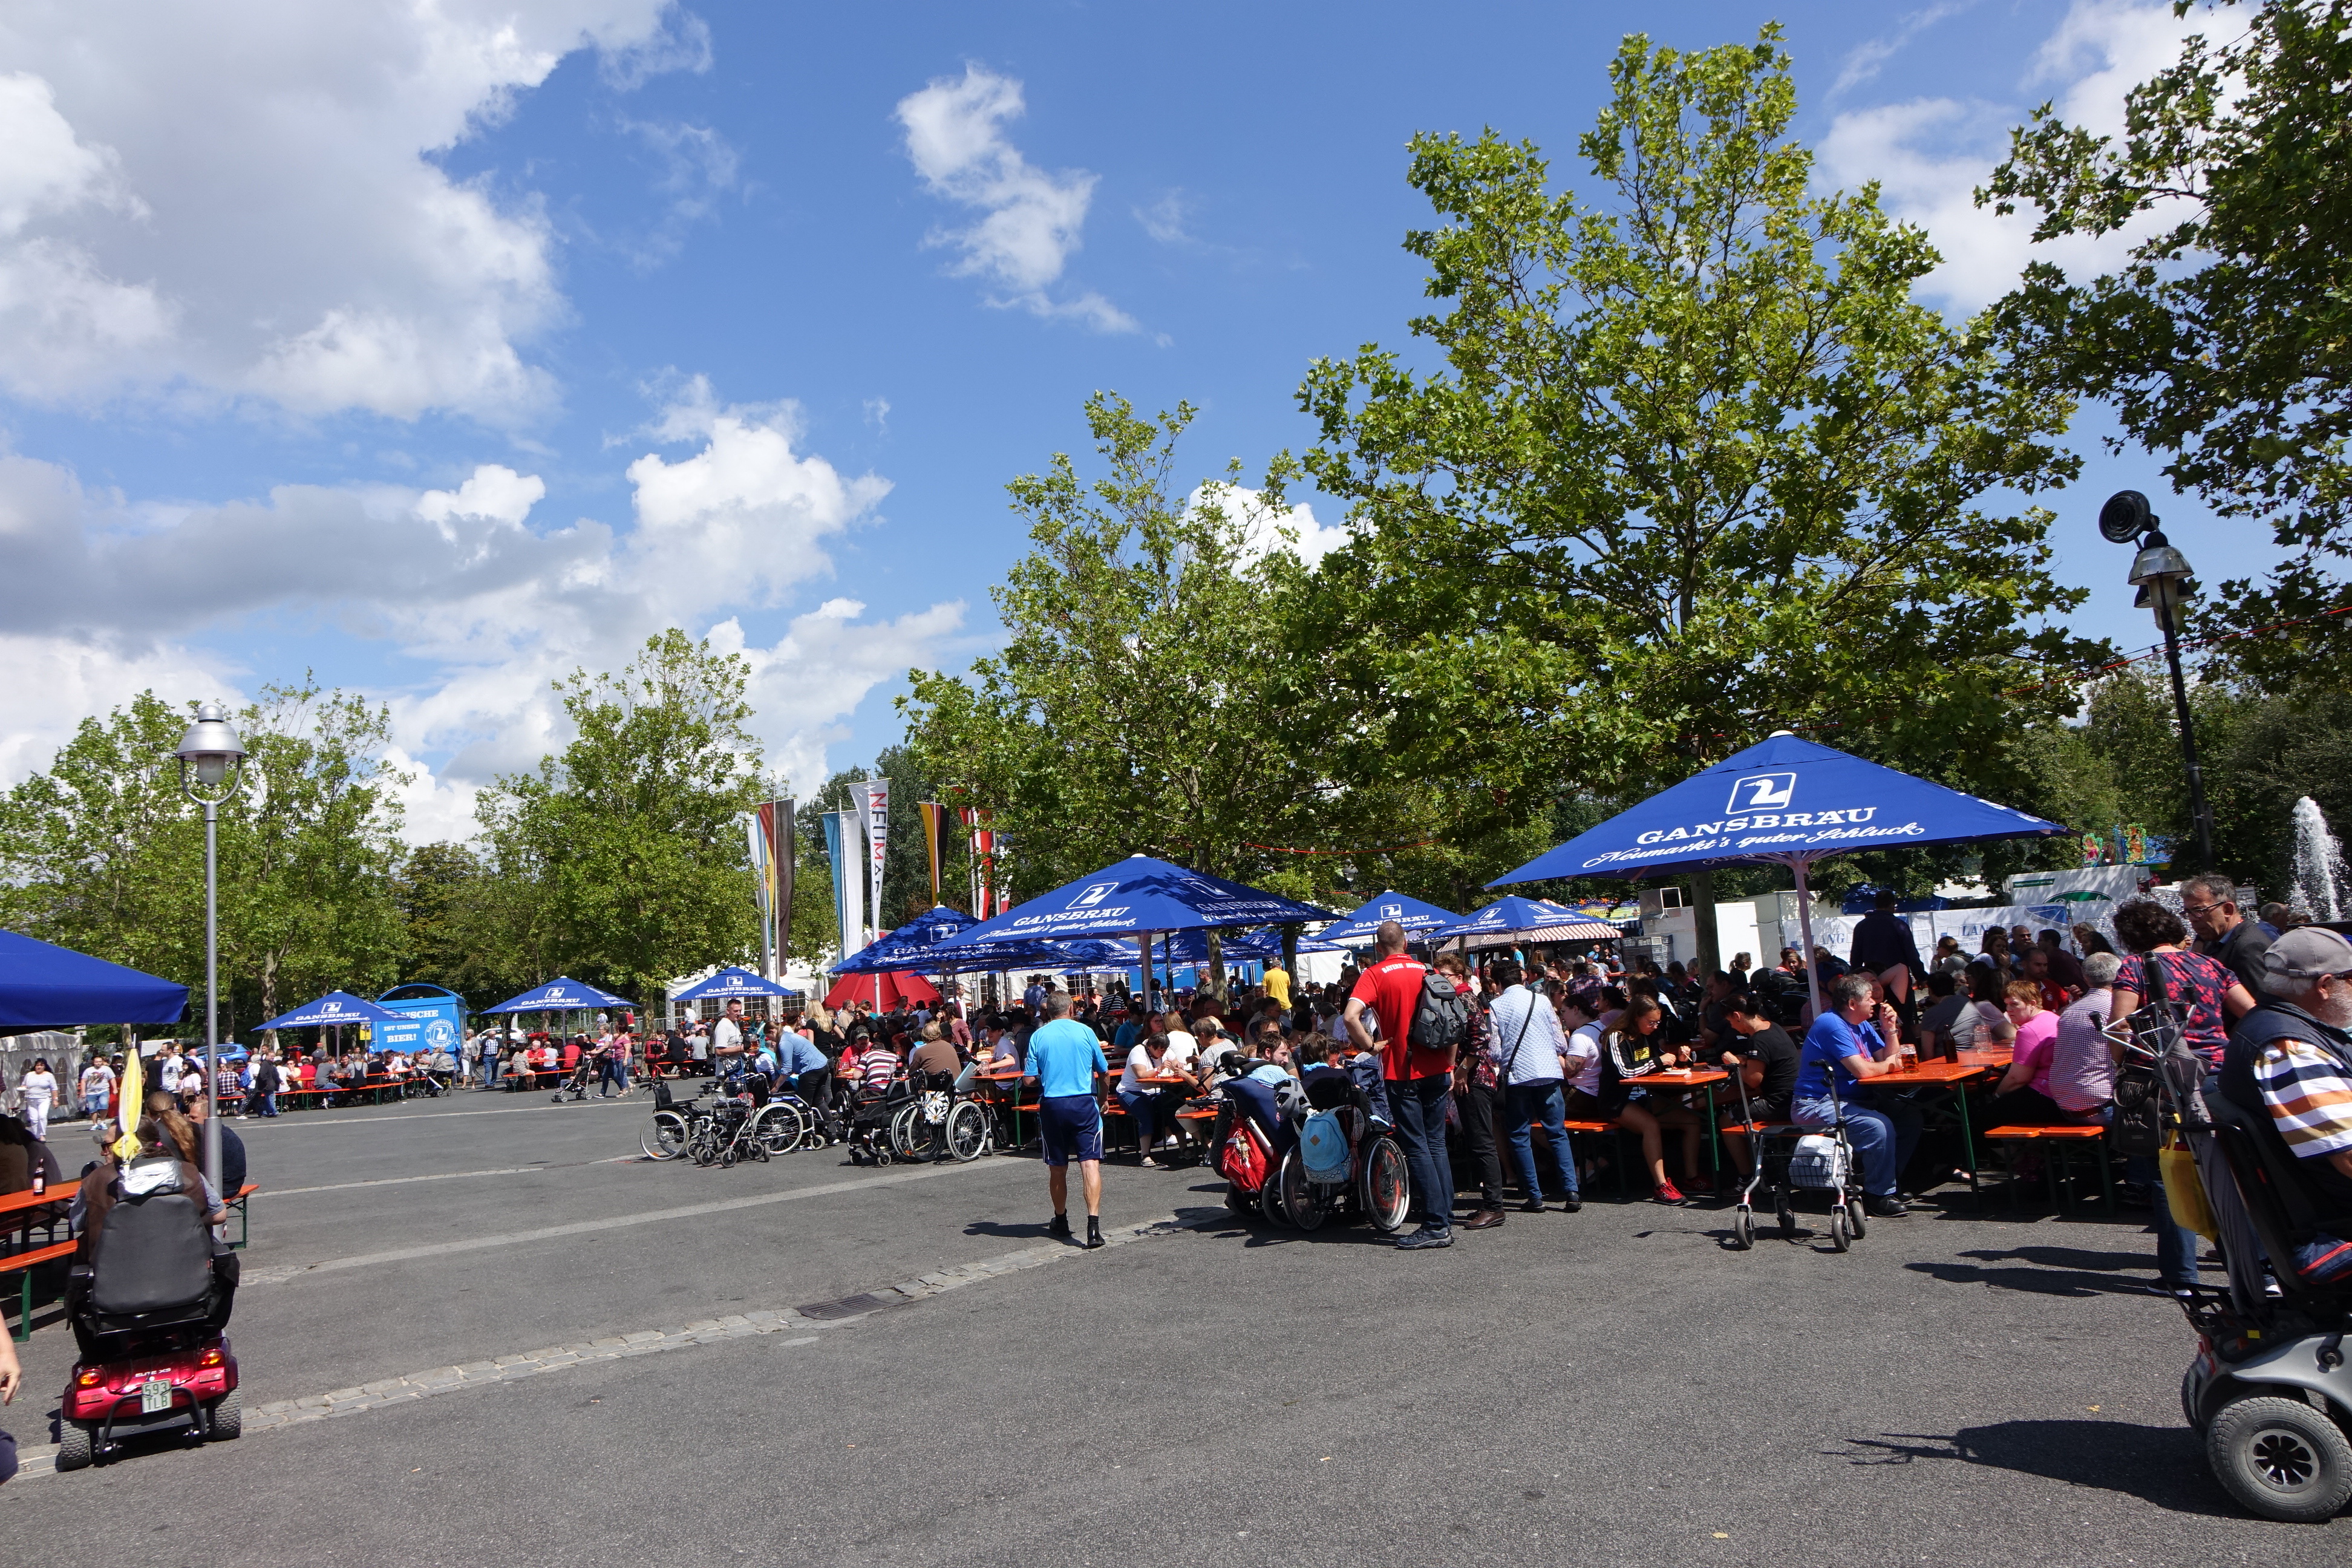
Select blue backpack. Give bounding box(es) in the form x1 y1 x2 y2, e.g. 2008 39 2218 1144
1298 1109 1350 1183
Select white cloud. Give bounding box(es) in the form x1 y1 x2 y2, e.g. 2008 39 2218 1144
0 1 701 422
1833 2 1977 96
1819 0 2211 313
0 378 962 833
894 64 1138 333
1199 483 1356 570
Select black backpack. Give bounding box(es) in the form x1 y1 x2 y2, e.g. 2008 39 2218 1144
1407 969 1471 1054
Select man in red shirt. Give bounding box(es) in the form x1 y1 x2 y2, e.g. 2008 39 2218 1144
1345 921 1457 1249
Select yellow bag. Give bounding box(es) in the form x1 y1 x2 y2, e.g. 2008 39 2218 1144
2160 1138 2218 1240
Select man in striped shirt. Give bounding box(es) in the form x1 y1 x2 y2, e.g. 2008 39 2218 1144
2220 927 2352 1284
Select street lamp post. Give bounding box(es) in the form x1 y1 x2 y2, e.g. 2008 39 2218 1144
174 702 247 1196
2100 491 2214 873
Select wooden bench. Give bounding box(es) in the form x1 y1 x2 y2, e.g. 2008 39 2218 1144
1983 1124 2111 1214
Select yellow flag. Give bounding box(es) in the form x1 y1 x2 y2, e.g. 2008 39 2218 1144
110 1047 144 1161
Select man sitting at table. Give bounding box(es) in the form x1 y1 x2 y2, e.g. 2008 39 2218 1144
1792 972 1922 1217
1714 993 1801 1181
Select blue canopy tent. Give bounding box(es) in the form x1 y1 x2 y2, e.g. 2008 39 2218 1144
1489 733 2066 1018
1313 890 1465 948
929 854 1335 1004
670 967 802 1004
0 930 188 1034
1427 895 1625 950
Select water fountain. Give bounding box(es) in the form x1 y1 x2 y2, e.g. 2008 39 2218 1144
2290 795 2347 923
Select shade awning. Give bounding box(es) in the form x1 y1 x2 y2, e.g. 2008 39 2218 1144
0 930 189 1034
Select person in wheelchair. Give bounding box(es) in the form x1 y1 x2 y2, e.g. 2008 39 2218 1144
1220 1030 1301 1158
68 1115 234 1356
2218 926 2352 1287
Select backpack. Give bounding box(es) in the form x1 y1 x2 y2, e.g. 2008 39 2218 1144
1215 1111 1272 1194
1408 969 1471 1054
1299 1109 1350 1183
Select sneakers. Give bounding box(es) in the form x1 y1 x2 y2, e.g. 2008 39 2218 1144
1462 1208 1504 1230
1395 1226 1454 1250
1047 1213 1071 1240
1653 1180 1687 1206
1864 1195 1909 1218
1084 1216 1104 1250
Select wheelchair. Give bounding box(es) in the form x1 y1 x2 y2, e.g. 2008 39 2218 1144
1264 1099 1412 1235
841 1077 915 1166
56 1163 242 1470
887 1070 995 1165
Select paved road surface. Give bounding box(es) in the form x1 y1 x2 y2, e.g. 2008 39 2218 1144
7 1090 2348 1566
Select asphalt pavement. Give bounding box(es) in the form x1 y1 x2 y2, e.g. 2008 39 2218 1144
6 1086 2349 1565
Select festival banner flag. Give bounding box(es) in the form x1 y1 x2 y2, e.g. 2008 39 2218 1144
823 809 863 955
745 813 773 974
111 1047 145 1160
757 799 794 975
861 778 890 939
918 802 947 908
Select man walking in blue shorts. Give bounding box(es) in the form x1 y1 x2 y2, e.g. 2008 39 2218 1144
1025 991 1109 1249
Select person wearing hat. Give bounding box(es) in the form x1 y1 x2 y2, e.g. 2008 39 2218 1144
2217 926 2352 1284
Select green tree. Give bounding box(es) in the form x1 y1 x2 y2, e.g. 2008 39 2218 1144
475 630 762 997
0 681 409 1033
899 393 1383 984
1982 0 2352 685
1295 28 2100 952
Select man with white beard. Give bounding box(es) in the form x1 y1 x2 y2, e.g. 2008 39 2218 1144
2218 927 2352 1285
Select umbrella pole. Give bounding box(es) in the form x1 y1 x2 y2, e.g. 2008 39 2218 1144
1792 855 1824 1024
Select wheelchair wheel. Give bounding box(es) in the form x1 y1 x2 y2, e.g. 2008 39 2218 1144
945 1099 991 1163
641 1111 688 1161
1732 1209 1754 1251
1259 1172 1289 1226
56 1419 94 1471
755 1102 805 1157
1279 1149 1327 1232
1828 1204 1851 1252
2207 1393 2352 1522
1361 1135 1411 1234
889 1102 929 1161
207 1386 243 1441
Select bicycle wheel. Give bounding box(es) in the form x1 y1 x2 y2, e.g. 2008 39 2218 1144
1361 1136 1411 1234
945 1099 991 1163
755 1102 805 1157
1279 1149 1327 1232
641 1111 689 1161
889 1102 929 1161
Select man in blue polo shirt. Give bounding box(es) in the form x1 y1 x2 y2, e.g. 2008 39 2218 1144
1025 991 1109 1248
1792 972 1919 1217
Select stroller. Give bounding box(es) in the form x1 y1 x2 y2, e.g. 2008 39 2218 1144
1727 1061 1869 1252
56 1157 242 1469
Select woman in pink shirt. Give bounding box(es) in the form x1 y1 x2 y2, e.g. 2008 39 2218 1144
1988 979 2065 1124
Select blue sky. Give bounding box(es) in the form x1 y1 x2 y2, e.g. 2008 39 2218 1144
0 1 2260 840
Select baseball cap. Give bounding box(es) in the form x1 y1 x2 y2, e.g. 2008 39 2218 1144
2264 926 2352 981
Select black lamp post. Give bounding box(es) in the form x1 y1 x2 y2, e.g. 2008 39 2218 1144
2100 490 2213 872
174 701 247 1194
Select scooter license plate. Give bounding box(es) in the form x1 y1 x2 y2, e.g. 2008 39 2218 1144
140 1378 171 1414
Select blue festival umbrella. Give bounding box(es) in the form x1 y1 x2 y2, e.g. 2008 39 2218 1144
0 930 189 1033
253 990 405 1032
482 977 632 1014
929 854 1334 1003
1315 889 1465 947
1489 732 2065 1016
670 966 802 1002
1426 895 1624 949
830 906 984 975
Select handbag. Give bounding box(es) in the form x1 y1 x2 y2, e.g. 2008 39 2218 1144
2159 1134 2218 1240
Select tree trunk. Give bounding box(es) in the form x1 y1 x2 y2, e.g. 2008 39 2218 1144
1204 929 1226 1002
1690 869 1720 980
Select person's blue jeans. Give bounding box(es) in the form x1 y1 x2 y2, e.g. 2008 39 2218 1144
1391 1073 1456 1232
258 1091 278 1117
1504 1080 1581 1201
1117 1086 1165 1151
1792 1091 1921 1197
482 1057 501 1088
2130 1069 2223 1287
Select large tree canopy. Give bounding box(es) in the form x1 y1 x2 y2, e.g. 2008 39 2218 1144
1294 30 2102 919
1984 0 2352 685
